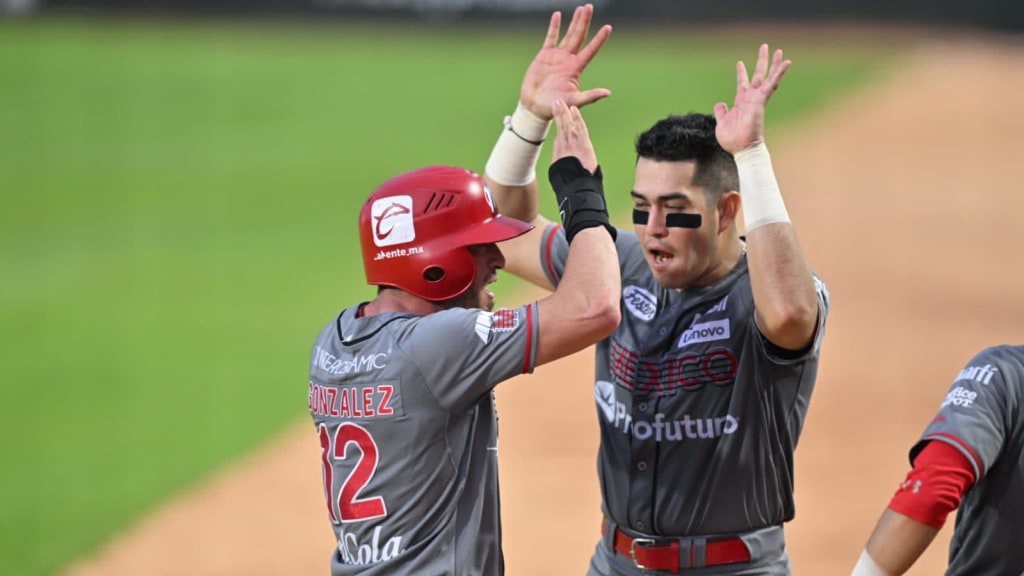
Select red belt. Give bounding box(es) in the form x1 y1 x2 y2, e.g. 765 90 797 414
609 525 751 572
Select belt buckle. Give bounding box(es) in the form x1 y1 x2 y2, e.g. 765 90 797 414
629 537 657 570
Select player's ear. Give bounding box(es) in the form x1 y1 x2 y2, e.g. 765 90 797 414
717 190 741 233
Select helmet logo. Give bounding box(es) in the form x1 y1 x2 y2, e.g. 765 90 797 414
483 185 497 215
371 195 416 247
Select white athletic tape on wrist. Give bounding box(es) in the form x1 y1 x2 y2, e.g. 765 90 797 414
484 102 551 187
734 142 790 231
851 549 893 576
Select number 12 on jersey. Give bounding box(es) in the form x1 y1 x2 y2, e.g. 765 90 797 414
318 422 388 524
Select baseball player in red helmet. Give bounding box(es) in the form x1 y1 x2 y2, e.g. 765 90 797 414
851 344 1024 575
309 100 622 574
484 5 829 574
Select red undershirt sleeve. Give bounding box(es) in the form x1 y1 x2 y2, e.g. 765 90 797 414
887 439 977 529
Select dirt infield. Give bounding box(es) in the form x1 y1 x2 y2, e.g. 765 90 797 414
62 38 1024 576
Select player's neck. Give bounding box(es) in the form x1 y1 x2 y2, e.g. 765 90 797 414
682 235 746 291
363 290 440 317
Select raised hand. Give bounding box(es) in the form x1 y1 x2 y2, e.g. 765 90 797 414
551 99 598 174
520 3 612 121
713 44 791 154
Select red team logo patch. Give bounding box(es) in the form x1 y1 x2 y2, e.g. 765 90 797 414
491 309 519 331
475 309 520 343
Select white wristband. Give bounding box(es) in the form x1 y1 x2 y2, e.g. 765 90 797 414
851 549 893 576
484 102 551 187
734 142 790 232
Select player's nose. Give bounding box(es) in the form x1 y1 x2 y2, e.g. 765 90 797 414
644 207 669 238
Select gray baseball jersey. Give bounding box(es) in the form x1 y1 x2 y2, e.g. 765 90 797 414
910 344 1024 576
540 224 830 538
308 301 539 575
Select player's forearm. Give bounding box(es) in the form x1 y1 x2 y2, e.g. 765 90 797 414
484 176 542 223
545 155 620 322
559 226 621 319
535 226 620 365
533 147 621 365
736 142 818 350
745 223 818 349
853 509 940 576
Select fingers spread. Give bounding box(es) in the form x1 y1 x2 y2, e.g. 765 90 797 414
736 60 749 91
772 48 784 72
561 3 593 53
558 5 580 48
543 11 561 48
578 24 612 67
753 43 769 85
769 50 791 86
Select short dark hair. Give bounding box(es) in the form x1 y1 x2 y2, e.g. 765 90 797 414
635 113 739 202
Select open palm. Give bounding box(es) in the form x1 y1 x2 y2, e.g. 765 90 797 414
714 44 791 154
520 4 612 120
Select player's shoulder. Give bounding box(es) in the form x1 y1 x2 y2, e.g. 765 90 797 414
313 315 338 345
966 344 1024 364
979 343 1024 359
394 306 498 345
311 306 356 351
947 344 1024 396
968 344 1024 377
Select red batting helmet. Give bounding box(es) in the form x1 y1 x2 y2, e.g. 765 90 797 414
359 166 534 302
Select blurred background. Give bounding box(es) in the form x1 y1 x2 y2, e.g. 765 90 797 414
1 1 1021 575
4 0 1024 30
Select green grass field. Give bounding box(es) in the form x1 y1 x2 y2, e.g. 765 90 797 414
0 16 891 575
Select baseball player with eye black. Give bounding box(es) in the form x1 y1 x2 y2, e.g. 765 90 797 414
308 96 621 575
483 4 830 574
851 344 1024 576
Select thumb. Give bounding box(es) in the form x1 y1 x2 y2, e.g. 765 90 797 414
713 102 728 123
574 88 612 108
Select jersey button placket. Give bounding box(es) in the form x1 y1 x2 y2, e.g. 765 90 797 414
629 393 656 535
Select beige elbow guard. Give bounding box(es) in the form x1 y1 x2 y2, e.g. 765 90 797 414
484 102 550 187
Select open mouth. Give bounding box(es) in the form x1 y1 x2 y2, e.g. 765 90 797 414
649 249 673 265
484 273 498 299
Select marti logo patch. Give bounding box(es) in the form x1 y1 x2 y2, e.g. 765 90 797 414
954 364 997 385
371 195 415 247
623 285 657 321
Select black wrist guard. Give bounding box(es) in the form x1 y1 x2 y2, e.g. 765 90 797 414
548 156 617 244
